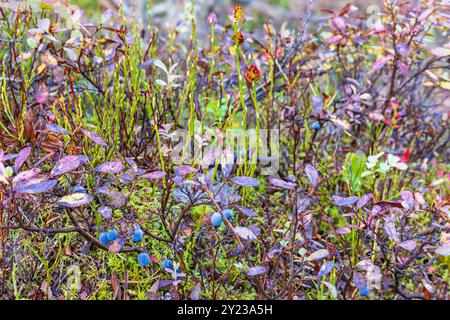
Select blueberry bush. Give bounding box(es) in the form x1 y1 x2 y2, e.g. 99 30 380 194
0 0 449 300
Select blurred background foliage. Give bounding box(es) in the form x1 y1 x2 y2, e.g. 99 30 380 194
69 0 385 22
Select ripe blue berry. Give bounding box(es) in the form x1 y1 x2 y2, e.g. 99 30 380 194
359 288 369 296
132 228 144 242
107 229 118 241
210 212 223 227
312 122 321 130
99 232 110 245
162 259 173 270
138 253 151 267
223 209 233 220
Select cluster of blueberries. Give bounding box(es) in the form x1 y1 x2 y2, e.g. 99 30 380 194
210 209 234 228
97 223 180 274
99 229 118 245
95 183 371 294
137 254 178 274
98 225 143 246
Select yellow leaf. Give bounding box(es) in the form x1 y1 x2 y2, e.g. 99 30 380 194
37 63 47 76
439 81 450 90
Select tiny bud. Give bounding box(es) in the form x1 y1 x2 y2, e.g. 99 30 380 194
232 31 244 46
207 12 218 27
246 65 260 83
5 166 14 178
233 4 244 22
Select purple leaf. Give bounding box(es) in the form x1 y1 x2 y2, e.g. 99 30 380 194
356 194 373 210
268 248 281 259
46 123 70 135
323 281 337 299
436 247 450 256
37 18 50 32
247 225 261 237
370 55 391 73
142 171 166 180
414 192 427 207
98 206 113 219
234 226 257 240
201 148 220 169
221 164 233 180
307 249 329 261
220 148 234 179
297 196 312 213
125 157 138 173
174 165 196 177
333 195 358 206
14 147 31 172
12 168 41 185
16 179 57 194
305 164 319 187
119 173 134 184
231 176 260 187
332 17 346 32
336 226 351 235
397 240 416 251
81 129 107 147
236 206 257 217
190 283 202 300
356 259 374 271
57 193 93 207
269 177 296 189
0 151 18 162
96 186 127 208
318 261 334 277
384 217 399 242
247 266 267 277
95 161 124 174
34 153 54 167
51 155 88 176
327 34 343 45
353 271 366 289
395 43 410 56
397 60 409 76
400 191 414 210
311 96 323 115
0 162 5 181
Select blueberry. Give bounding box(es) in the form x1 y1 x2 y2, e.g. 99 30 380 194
359 288 369 296
99 232 110 245
162 259 173 270
312 122 321 130
223 209 233 220
72 185 86 193
107 229 118 241
210 212 223 227
138 253 151 267
132 228 144 242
